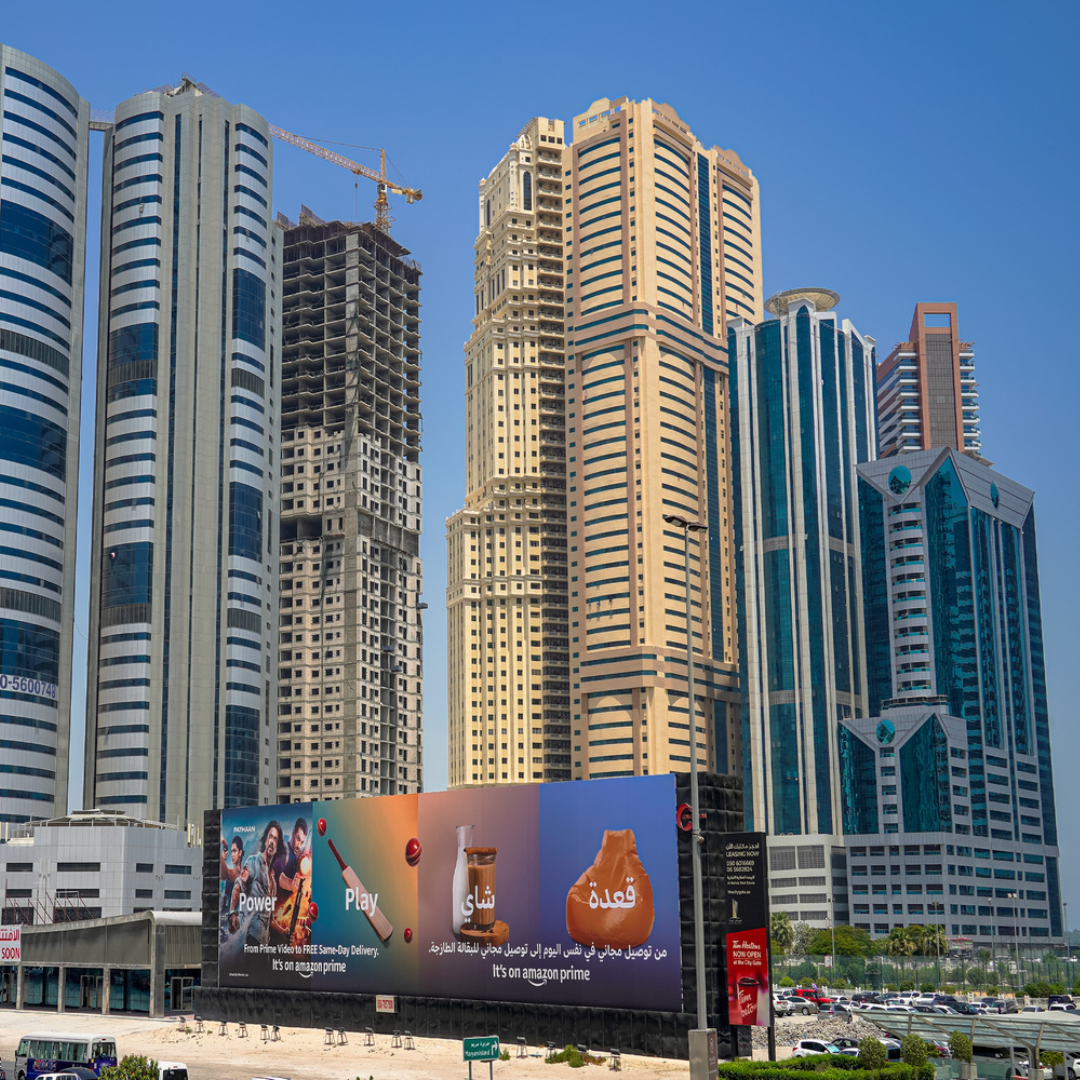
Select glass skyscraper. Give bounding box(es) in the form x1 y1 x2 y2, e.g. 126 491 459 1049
844 449 1061 945
0 45 90 821
729 288 877 838
84 77 279 821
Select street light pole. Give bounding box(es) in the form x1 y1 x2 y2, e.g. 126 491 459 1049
663 513 712 1071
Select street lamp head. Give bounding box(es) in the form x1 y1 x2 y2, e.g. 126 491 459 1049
662 513 708 533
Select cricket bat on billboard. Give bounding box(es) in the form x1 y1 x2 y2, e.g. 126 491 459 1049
327 836 393 942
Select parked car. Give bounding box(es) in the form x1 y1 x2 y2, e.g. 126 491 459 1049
792 1040 841 1058
773 997 794 1016
1015 1062 1053 1080
1048 1003 1078 1015
832 1038 861 1051
1049 995 1075 1007
790 998 820 1015
1021 1005 1047 1014
794 988 834 1006
953 1002 982 1016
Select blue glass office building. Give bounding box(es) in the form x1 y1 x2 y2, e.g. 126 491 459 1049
730 288 877 839
84 78 279 822
0 45 90 821
846 449 1061 944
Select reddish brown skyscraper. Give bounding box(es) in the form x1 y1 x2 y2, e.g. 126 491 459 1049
876 303 980 458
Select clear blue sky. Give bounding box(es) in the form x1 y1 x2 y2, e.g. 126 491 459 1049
6 1 1077 914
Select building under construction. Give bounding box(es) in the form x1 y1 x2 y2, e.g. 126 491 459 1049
276 208 422 800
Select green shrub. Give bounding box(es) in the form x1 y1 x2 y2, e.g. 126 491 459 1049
832 977 850 990
859 1038 889 1071
715 1059 934 1080
884 983 898 991
100 1057 160 1080
901 1035 929 1068
499 1048 511 1061
919 982 936 993
545 1044 604 1069
948 1032 973 1064
1024 980 1056 998
942 984 957 994
899 980 916 992
986 984 999 995
800 976 816 987
1044 1053 1065 1070
780 976 795 987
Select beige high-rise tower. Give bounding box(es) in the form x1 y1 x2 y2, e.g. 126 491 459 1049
446 117 569 787
563 97 762 780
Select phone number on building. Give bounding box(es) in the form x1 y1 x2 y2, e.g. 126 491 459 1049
0 674 58 699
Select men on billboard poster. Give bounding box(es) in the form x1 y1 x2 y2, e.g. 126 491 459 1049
217 776 685 1011
721 832 771 1028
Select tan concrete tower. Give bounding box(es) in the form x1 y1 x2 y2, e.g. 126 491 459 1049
563 97 762 781
276 209 423 801
446 118 569 788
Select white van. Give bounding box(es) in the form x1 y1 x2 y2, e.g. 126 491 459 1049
158 1064 189 1080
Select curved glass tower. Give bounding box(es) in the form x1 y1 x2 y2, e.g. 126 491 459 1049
84 77 279 822
0 45 90 822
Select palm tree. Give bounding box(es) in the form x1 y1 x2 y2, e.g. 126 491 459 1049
771 911 795 953
885 926 917 983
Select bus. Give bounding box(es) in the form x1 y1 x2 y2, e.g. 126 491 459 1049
13 1034 117 1080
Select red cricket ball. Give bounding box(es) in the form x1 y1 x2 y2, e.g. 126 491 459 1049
316 817 327 837
405 837 421 866
308 901 319 922
404 927 413 943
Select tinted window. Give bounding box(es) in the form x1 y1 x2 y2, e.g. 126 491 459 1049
102 541 154 607
0 615 61 682
0 200 74 283
228 482 262 560
232 267 265 349
0 403 66 480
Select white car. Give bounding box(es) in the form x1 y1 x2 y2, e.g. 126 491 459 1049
791 1040 840 1058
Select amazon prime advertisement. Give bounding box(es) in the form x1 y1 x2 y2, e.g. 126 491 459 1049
722 832 770 1026
218 775 682 1009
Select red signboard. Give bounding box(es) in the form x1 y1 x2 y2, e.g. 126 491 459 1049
725 926 769 1026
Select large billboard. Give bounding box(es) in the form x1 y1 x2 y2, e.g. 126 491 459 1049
218 776 682 1010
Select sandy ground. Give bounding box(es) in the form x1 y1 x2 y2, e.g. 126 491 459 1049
0 1008 703 1080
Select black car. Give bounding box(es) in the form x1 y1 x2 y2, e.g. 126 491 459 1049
954 1002 982 1016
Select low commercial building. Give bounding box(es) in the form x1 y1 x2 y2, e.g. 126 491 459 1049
0 909 200 1015
1 809 203 924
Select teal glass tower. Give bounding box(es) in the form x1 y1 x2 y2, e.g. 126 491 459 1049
845 448 1061 945
729 288 877 836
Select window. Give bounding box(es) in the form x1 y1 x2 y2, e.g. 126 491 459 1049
0 404 67 481
0 199 74 283
228 482 263 560
164 864 191 875
522 171 532 211
102 542 153 608
232 267 266 349
135 862 153 873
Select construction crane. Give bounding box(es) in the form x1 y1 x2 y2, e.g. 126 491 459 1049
270 125 422 233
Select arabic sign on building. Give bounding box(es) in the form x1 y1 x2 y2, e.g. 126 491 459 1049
0 926 19 963
722 832 770 1026
218 775 682 1009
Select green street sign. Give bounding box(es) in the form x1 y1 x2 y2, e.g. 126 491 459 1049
463 1035 500 1061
